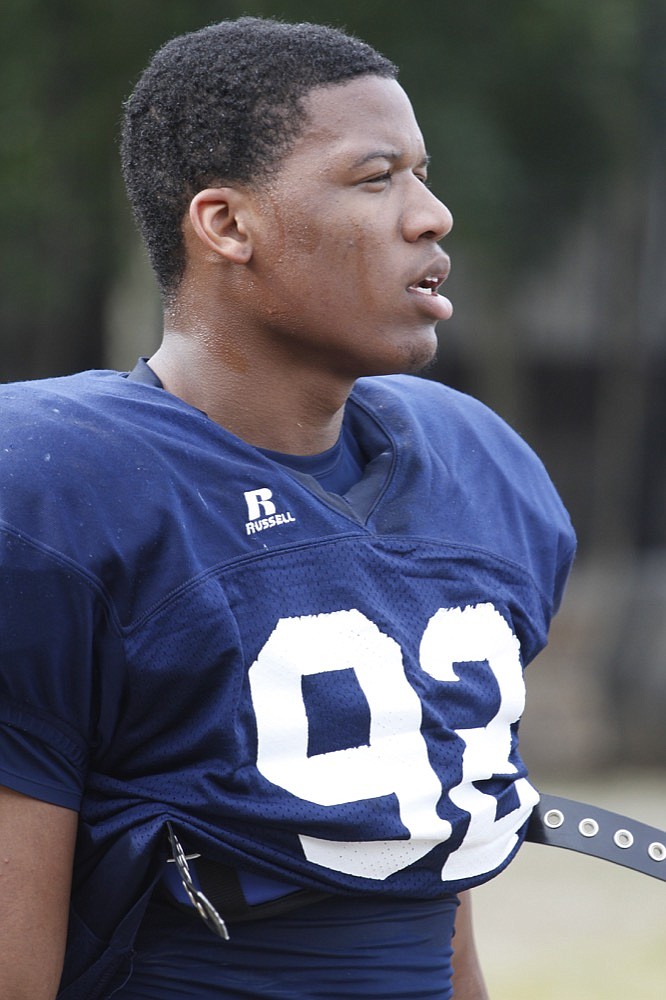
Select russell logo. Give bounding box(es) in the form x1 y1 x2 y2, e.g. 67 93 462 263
243 487 296 536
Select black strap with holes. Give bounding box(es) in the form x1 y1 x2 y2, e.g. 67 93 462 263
526 793 666 882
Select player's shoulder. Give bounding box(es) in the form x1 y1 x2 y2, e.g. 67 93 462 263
0 370 148 530
0 368 125 426
355 373 574 535
0 367 177 454
354 373 534 457
354 372 500 419
3 370 140 478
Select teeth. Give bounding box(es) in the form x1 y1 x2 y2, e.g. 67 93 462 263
410 277 438 295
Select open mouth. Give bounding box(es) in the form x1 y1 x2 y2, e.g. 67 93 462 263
408 275 442 296
405 264 453 321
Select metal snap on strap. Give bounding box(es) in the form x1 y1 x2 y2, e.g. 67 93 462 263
544 809 565 829
578 818 599 838
648 842 666 863
527 792 666 882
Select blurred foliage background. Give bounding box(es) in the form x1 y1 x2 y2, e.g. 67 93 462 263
1 0 665 769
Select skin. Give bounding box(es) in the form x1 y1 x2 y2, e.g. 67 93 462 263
0 75 487 998
0 787 77 999
150 75 453 454
452 891 491 1000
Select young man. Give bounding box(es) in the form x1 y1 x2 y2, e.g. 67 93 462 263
0 17 575 1000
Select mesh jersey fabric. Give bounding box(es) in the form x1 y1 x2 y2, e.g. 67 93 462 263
0 368 576 997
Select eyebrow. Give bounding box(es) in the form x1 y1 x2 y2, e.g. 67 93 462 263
351 149 431 169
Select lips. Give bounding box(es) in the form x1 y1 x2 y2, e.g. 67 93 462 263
407 256 450 296
408 275 444 296
406 257 453 319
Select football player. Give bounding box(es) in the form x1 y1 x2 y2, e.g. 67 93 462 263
0 17 575 999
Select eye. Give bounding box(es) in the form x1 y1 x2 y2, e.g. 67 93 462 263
361 171 392 188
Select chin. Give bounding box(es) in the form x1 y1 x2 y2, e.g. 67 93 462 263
337 332 439 380
410 351 439 377
385 335 439 376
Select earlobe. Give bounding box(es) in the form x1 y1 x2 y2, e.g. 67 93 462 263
189 188 253 264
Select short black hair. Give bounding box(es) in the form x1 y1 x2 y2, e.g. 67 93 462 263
120 17 397 300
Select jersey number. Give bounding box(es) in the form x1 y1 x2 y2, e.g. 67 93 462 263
248 604 537 883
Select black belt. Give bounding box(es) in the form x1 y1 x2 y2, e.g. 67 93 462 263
526 792 666 882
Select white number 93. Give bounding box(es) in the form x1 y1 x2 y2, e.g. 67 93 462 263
248 603 538 883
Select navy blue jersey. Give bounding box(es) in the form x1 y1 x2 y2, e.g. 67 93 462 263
0 369 575 996
106 894 459 1000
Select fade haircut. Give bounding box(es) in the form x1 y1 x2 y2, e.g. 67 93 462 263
120 17 397 300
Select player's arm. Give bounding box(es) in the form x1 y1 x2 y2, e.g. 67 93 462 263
451 890 490 1000
0 785 77 1000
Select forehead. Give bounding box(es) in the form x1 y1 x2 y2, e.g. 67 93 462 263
286 76 426 168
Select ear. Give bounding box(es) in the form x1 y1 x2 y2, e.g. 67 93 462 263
188 187 253 264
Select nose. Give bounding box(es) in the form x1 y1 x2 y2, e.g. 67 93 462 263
403 182 453 243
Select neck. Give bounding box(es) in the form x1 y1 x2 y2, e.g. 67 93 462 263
149 328 353 455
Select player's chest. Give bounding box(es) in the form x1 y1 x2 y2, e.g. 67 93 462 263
115 536 546 761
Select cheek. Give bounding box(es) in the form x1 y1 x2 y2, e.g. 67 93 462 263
289 216 328 257
259 210 384 317
343 225 375 288
272 193 337 258
317 223 378 291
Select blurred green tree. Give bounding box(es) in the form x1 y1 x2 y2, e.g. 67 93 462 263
0 0 644 381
